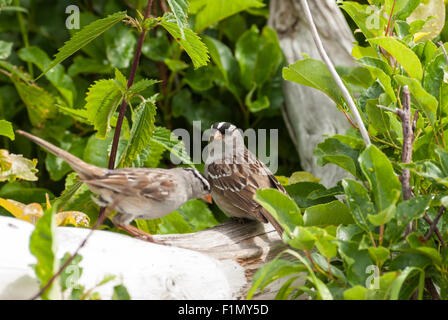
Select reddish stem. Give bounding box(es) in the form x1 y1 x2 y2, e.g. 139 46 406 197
108 0 154 170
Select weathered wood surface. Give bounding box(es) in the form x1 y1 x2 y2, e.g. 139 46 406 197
269 0 355 187
0 216 302 300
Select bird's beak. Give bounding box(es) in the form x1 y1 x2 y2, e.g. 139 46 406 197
202 194 213 204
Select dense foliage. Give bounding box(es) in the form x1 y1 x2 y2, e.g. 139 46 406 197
1 0 448 300
250 0 448 300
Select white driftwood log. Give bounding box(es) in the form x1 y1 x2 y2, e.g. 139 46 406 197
0 216 303 300
269 0 355 187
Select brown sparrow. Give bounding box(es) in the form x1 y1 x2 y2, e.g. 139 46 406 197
204 122 287 237
17 130 211 241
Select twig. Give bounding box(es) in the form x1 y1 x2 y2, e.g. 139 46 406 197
425 278 441 300
377 104 398 114
423 213 446 247
300 0 371 146
424 206 446 243
107 0 154 171
99 0 154 220
397 86 414 201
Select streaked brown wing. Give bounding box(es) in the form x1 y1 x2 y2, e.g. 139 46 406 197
207 147 285 223
82 168 176 201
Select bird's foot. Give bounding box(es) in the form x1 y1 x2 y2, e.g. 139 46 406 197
116 224 166 245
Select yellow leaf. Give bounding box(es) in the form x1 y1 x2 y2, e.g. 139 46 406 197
289 171 321 184
0 198 43 224
55 211 90 227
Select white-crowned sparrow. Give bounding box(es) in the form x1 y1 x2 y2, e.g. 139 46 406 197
17 130 211 240
204 122 287 237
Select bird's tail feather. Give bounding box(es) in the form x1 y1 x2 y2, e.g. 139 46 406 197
16 130 104 178
261 208 284 238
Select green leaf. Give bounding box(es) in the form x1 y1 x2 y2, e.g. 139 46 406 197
0 40 13 59
368 37 423 80
0 149 38 182
303 201 354 227
85 79 124 139
159 210 193 234
127 79 159 96
368 246 390 265
38 11 127 79
45 131 87 181
340 2 386 39
190 0 264 32
0 120 14 140
314 137 362 178
29 203 60 299
338 240 373 286
250 259 307 294
166 0 189 38
254 188 303 235
112 284 131 300
342 179 375 232
160 19 209 69
60 253 83 292
18 46 77 107
283 58 345 107
175 199 218 232
390 267 423 300
150 126 195 166
119 101 156 168
202 35 241 98
164 58 189 72
105 26 136 69
343 285 367 300
236 25 283 90
67 56 113 77
359 145 402 212
357 58 397 102
11 75 58 127
394 75 438 125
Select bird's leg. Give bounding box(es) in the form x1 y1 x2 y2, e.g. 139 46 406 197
116 224 166 245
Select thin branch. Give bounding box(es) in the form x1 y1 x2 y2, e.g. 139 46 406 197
99 0 154 221
398 86 414 201
424 206 446 243
425 278 441 300
108 0 154 171
423 213 446 247
300 0 371 146
377 104 398 114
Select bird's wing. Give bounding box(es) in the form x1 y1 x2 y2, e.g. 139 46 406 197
81 168 177 201
207 147 286 222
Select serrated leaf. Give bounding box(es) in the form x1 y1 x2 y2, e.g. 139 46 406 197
0 120 14 140
127 78 159 95
166 0 189 38
11 75 58 127
38 11 127 79
0 149 38 182
18 46 77 107
85 79 123 139
119 101 156 168
160 19 209 69
150 126 195 166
